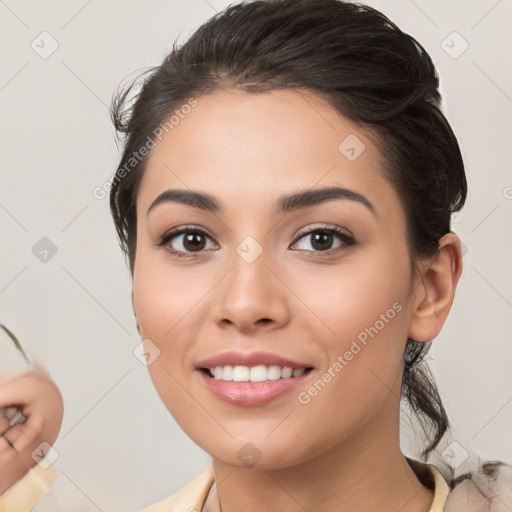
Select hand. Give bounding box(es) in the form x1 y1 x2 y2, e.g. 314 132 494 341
0 365 63 496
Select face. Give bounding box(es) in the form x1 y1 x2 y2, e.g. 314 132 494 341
132 88 422 469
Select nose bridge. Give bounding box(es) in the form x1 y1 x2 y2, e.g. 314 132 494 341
213 233 289 330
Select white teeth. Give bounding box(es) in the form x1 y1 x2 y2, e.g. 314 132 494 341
233 365 250 381
214 365 233 380
267 365 282 380
208 365 308 382
249 365 267 382
281 367 293 378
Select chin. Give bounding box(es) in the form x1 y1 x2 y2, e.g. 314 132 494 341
196 435 312 470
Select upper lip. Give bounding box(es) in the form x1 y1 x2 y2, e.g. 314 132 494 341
196 351 313 370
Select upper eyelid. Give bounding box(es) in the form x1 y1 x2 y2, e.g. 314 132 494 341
159 225 217 244
292 224 353 241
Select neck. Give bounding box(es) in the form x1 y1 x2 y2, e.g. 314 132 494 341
204 398 435 512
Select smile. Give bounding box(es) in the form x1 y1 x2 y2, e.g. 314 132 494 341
197 367 314 407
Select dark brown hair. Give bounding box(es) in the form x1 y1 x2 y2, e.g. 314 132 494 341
110 0 467 460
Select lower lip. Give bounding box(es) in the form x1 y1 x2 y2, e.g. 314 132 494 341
197 369 312 407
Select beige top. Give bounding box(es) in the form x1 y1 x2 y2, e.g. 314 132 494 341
0 463 56 512
143 456 451 512
0 455 450 511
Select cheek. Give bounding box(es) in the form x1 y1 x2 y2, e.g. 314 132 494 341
293 246 409 348
132 250 212 341
289 249 410 407
288 272 408 457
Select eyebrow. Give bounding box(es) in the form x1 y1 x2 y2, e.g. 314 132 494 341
146 186 376 218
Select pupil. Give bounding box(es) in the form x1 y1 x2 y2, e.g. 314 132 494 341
312 232 332 251
184 232 205 251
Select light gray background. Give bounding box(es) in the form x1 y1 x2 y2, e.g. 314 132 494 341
1 0 511 510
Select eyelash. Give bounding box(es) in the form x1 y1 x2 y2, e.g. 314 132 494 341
155 225 355 259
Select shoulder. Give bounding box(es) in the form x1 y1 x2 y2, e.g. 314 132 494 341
444 460 512 512
139 459 512 512
141 466 215 512
407 456 512 511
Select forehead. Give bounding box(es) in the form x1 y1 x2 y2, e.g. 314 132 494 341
137 88 401 223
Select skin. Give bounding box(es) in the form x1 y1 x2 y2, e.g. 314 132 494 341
131 88 462 512
0 367 63 495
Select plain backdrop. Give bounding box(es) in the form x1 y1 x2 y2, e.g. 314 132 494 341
1 0 511 510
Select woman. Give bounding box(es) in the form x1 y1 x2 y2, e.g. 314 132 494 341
1 0 509 510
109 0 510 510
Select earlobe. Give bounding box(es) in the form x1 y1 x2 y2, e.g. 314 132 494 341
408 233 463 342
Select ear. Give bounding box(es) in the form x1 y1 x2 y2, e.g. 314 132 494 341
408 232 463 342
132 291 141 336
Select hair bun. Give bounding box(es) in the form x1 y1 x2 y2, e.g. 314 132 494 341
445 460 512 511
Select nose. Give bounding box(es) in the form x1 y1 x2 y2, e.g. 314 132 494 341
211 247 290 334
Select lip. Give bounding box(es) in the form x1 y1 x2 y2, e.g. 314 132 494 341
197 368 313 407
195 350 315 407
195 350 312 371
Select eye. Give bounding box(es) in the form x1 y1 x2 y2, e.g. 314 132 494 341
154 224 355 259
291 225 355 255
155 226 218 258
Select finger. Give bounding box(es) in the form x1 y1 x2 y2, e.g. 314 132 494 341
2 420 24 443
0 436 15 457
0 409 11 434
4 407 44 453
0 406 27 428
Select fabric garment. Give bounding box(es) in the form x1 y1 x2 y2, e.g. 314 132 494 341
4 455 511 511
142 456 450 512
0 463 56 512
